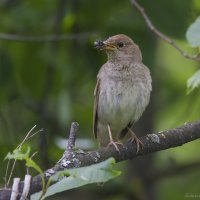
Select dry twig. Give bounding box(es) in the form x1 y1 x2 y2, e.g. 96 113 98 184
0 32 96 42
130 0 200 62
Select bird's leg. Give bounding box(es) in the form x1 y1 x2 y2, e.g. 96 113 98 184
127 127 143 154
107 125 122 152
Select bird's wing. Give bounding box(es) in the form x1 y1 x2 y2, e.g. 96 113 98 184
93 78 100 138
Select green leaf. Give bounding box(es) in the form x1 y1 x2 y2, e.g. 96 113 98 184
31 158 121 200
186 16 200 47
187 70 200 94
4 146 43 174
5 145 45 196
4 146 30 160
26 158 43 174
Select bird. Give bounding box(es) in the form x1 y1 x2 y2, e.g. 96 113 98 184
93 34 152 152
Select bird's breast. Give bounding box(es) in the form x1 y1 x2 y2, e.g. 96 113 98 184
97 77 144 131
97 61 152 133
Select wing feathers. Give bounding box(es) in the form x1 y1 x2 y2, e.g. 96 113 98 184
93 79 100 138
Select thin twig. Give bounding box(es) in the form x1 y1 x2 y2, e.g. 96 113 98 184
6 160 17 189
26 129 43 142
30 152 38 160
0 32 96 42
19 175 31 200
10 178 20 200
67 122 79 151
4 159 11 188
6 126 42 186
130 0 200 62
17 125 37 149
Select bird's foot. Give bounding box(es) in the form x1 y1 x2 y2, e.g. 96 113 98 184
107 124 123 152
107 140 123 152
128 128 143 154
130 136 143 154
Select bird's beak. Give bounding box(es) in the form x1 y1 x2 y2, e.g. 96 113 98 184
94 40 116 51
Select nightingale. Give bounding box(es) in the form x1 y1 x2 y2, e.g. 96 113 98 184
93 34 152 152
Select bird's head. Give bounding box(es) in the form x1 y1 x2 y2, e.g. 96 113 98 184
94 34 142 64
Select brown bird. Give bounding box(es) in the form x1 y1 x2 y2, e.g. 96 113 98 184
93 34 152 152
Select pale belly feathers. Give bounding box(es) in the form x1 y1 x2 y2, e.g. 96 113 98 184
97 77 148 134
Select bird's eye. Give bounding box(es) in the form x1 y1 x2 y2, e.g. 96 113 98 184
117 42 124 48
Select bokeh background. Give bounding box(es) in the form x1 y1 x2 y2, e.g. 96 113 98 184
0 0 200 199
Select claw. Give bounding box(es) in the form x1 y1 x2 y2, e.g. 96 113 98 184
107 141 123 152
128 127 143 154
107 124 123 152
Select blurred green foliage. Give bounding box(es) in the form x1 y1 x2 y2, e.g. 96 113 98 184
0 0 200 199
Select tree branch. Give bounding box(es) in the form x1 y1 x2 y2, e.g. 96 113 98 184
0 120 200 199
130 0 200 62
0 32 96 42
146 159 200 183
